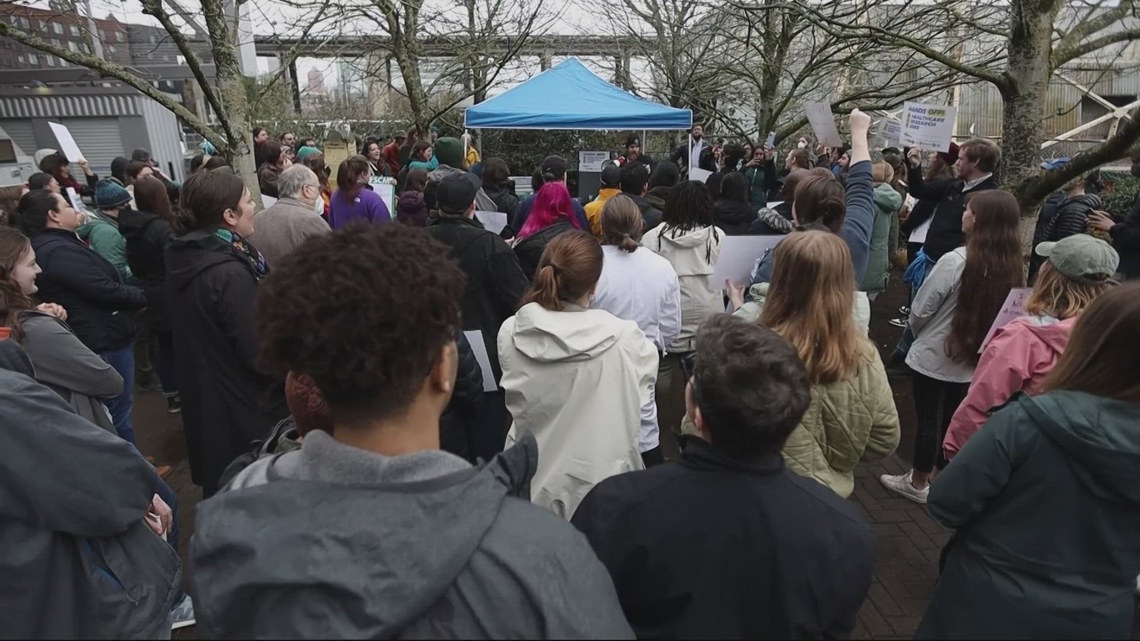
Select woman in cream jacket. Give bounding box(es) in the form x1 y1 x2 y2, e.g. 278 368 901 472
499 231 658 519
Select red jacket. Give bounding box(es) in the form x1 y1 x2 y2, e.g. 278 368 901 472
381 142 401 175
943 315 1076 460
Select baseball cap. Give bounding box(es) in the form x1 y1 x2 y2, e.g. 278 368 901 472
436 173 477 216
601 163 621 187
1035 234 1119 282
540 155 568 181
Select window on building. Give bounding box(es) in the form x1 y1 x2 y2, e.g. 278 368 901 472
70 24 80 36
46 56 56 67
107 45 116 54
52 22 62 35
68 41 78 52
17 54 26 64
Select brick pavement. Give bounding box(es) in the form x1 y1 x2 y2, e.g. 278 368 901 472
131 273 1136 640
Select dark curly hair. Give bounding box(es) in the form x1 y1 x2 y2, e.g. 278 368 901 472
255 224 466 423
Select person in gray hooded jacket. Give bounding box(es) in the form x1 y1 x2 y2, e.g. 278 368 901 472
0 364 181 639
189 223 633 639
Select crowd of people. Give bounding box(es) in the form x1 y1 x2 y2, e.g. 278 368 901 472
1 105 1140 640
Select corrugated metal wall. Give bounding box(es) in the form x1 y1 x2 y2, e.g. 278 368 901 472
955 66 1140 143
134 95 185 182
0 93 135 119
0 90 186 178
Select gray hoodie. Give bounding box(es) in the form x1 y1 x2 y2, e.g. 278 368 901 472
189 430 635 639
0 370 180 639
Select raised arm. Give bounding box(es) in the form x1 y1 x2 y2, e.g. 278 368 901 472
841 109 875 284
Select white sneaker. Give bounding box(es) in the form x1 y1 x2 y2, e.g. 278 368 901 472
880 472 929 504
171 594 196 630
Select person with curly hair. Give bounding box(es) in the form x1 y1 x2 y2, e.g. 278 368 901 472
189 224 634 639
167 171 286 497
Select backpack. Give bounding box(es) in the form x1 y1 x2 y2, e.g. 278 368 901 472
216 417 298 491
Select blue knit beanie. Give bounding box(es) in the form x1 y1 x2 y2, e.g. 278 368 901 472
94 179 132 209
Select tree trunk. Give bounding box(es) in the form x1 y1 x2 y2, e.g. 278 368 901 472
203 0 258 200
999 0 1062 205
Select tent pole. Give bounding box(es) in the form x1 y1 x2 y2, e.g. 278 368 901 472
688 133 693 180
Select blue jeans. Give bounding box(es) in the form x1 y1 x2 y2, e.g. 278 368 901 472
99 344 136 446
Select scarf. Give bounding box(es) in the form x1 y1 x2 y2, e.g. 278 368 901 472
214 228 269 279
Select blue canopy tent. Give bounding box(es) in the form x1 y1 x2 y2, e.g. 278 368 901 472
464 58 692 130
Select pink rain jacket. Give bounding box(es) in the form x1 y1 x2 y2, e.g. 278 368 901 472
943 315 1076 460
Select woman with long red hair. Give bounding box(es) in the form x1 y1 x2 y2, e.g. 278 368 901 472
513 182 582 280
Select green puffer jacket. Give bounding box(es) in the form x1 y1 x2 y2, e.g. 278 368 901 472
861 183 902 294
782 340 900 498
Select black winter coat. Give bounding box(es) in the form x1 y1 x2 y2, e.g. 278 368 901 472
625 193 663 231
31 228 146 354
482 183 520 218
166 231 287 496
907 171 998 260
118 209 175 332
572 437 876 639
424 215 528 382
439 330 484 461
1110 193 1140 279
513 219 576 281
713 199 758 235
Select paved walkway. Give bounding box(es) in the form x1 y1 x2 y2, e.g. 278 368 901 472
131 274 1135 639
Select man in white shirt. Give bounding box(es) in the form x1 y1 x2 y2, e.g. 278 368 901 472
670 125 715 177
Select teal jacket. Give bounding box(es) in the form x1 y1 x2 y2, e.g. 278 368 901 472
860 183 901 294
407 156 440 172
77 211 132 281
917 391 1140 639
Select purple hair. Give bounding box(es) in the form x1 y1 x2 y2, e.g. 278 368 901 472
518 183 580 239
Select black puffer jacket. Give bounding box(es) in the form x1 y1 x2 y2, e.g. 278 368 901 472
166 230 287 496
31 228 146 354
1110 194 1140 279
118 209 175 332
425 214 528 382
440 330 484 461
513 219 576 281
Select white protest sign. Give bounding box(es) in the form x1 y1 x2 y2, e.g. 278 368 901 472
474 210 508 235
578 151 609 173
979 287 1032 353
712 235 785 286
260 194 278 209
803 102 844 148
370 180 396 220
65 187 87 212
900 102 958 153
463 330 499 392
48 122 86 163
883 118 902 144
689 167 713 183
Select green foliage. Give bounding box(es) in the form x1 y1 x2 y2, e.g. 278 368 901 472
1099 171 1140 219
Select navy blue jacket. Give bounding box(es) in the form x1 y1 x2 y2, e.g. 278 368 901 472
31 228 146 354
750 159 876 286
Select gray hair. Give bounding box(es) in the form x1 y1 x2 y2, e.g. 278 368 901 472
277 164 317 199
